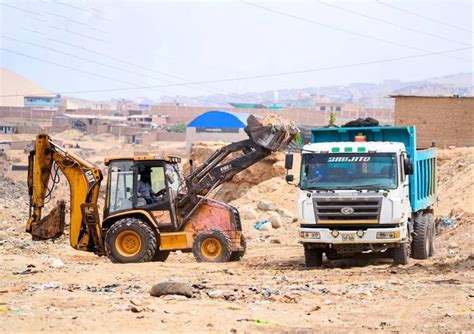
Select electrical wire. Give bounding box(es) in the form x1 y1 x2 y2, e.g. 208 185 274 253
376 0 473 34
318 0 471 47
241 1 471 62
0 45 470 97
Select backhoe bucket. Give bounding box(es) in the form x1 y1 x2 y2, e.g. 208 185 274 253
245 114 299 151
31 201 66 240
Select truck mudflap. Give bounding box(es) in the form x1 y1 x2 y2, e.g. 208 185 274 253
298 225 407 245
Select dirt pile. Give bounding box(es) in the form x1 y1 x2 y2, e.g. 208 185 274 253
436 147 474 215
190 141 286 202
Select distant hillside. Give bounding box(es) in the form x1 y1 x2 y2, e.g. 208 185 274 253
161 72 473 108
0 68 52 107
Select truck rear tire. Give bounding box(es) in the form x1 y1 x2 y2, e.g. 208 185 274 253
411 214 430 260
105 217 157 263
304 246 323 267
192 229 233 263
427 214 436 257
392 242 410 265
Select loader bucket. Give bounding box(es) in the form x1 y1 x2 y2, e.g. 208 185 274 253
31 201 66 240
245 114 299 151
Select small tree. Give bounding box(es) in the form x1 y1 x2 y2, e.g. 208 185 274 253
170 122 186 133
329 112 336 127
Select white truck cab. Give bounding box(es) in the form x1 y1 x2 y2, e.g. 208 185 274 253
285 126 436 267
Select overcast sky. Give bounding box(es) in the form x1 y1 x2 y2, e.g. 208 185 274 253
0 0 472 101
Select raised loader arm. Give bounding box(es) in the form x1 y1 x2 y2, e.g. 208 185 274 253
26 134 104 253
178 114 299 217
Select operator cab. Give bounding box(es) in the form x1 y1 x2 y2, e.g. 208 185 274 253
103 156 182 229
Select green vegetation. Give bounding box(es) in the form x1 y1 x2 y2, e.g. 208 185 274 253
329 112 336 127
170 122 186 133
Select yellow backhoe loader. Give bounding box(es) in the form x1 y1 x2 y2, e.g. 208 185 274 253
25 115 298 263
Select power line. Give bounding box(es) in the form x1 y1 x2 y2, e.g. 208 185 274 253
0 48 232 103
45 38 231 96
241 1 471 62
318 0 471 47
376 0 473 34
48 25 107 43
1 46 470 97
54 0 112 22
1 3 109 41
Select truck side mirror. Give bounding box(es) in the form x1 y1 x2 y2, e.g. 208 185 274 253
285 153 293 169
285 174 294 182
404 157 414 175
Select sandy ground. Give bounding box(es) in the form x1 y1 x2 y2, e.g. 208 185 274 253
0 132 473 333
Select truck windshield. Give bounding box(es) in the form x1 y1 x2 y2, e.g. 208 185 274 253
300 153 398 190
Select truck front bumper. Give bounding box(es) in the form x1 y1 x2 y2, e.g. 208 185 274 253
298 225 405 244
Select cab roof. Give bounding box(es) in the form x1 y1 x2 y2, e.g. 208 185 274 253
104 155 181 166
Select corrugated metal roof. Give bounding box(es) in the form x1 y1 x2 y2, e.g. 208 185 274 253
187 110 252 128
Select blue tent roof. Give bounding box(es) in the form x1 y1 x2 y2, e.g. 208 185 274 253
187 111 251 128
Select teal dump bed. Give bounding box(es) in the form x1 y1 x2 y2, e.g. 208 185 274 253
310 126 436 212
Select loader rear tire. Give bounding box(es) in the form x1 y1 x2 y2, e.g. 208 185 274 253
229 234 247 262
304 245 323 268
192 229 232 263
105 218 157 263
411 214 430 260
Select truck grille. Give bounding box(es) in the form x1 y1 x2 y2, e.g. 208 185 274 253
313 196 382 222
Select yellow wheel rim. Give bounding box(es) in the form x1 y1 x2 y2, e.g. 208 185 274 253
115 230 141 257
200 237 222 259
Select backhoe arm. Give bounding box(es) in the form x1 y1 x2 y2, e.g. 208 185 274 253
26 134 103 252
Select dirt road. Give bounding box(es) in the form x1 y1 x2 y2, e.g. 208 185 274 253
0 136 472 332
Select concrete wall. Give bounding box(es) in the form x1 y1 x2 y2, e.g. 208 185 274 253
394 96 474 147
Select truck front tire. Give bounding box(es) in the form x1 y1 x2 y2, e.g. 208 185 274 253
304 246 323 267
105 217 157 263
392 242 410 265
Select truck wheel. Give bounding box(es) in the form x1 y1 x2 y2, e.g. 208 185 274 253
304 246 323 267
192 229 232 263
152 250 171 262
229 234 247 262
105 217 157 263
427 214 435 257
392 242 410 265
411 214 430 259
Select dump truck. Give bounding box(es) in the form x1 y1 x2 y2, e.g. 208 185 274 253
26 115 298 263
284 126 436 266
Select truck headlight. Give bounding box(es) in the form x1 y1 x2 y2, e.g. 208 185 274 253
300 232 320 239
376 231 400 239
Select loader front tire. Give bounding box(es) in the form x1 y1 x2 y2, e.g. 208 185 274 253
192 229 232 263
105 217 157 263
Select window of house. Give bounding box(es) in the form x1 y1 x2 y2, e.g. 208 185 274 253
336 107 341 112
320 106 326 111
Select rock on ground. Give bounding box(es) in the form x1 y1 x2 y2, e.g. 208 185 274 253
149 281 193 298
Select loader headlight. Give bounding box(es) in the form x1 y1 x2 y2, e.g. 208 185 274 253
300 232 320 239
376 231 400 239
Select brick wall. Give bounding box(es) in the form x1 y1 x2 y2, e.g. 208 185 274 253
394 96 474 147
